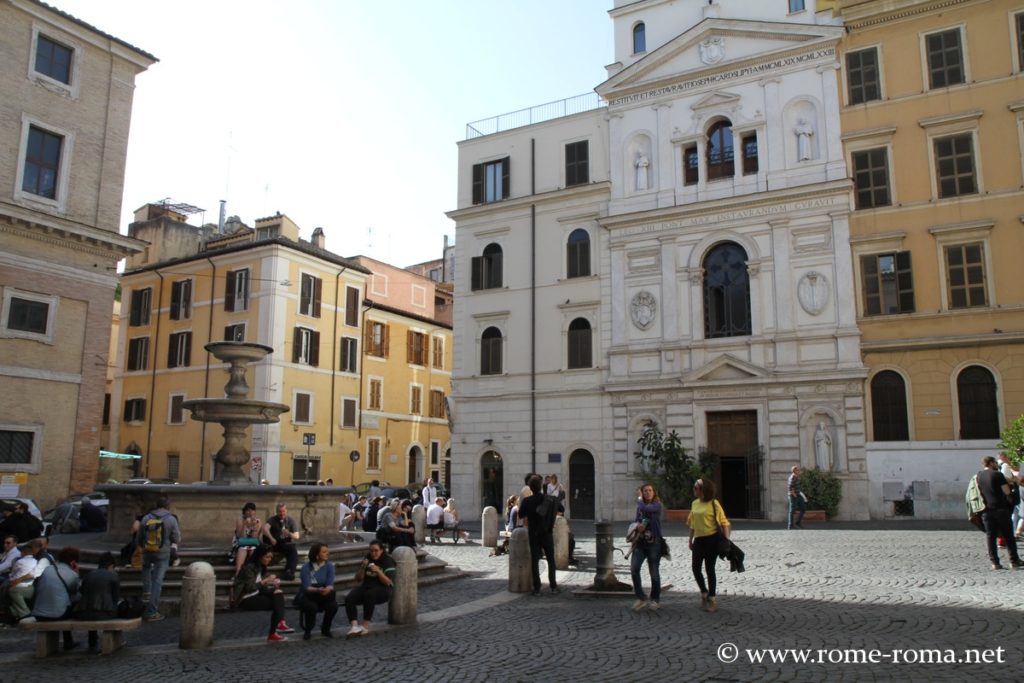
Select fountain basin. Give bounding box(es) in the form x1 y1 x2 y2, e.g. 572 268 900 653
181 398 288 424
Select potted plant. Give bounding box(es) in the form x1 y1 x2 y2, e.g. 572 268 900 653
800 467 842 521
998 415 1024 466
634 425 713 521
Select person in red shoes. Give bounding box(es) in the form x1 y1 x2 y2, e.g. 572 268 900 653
232 545 295 642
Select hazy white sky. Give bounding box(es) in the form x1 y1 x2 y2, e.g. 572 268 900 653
55 0 613 268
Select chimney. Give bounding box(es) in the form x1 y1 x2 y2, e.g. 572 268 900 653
218 200 226 233
311 227 325 250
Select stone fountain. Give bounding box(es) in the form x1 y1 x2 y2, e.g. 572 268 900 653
99 341 350 546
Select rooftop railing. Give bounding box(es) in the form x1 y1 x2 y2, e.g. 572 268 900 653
465 91 605 139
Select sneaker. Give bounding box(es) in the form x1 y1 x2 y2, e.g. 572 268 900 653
632 599 647 611
1012 560 1024 570
321 629 333 638
700 592 709 610
706 597 718 613
143 613 165 622
303 632 312 640
267 633 287 643
648 601 660 611
346 625 365 637
276 620 295 634
18 616 36 624
550 586 560 594
992 563 1004 570
998 538 1006 547
531 589 541 596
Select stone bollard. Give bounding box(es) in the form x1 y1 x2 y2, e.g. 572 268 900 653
553 516 569 570
179 562 215 650
388 546 417 625
481 506 498 548
508 527 532 593
412 504 426 545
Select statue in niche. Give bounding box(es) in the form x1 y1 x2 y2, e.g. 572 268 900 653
635 153 650 191
794 118 814 161
814 420 833 471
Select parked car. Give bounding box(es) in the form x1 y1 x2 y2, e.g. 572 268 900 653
354 481 391 496
377 486 413 503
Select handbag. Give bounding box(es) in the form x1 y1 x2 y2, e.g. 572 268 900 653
712 500 732 556
237 537 259 547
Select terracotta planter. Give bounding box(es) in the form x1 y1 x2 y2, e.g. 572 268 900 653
803 510 827 522
664 509 690 522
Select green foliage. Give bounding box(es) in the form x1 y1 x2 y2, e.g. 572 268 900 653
634 425 713 508
802 467 842 518
114 283 121 302
998 415 1024 466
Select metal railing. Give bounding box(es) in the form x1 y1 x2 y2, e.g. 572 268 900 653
465 91 605 139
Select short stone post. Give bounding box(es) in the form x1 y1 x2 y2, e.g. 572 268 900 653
412 504 426 545
586 520 631 591
508 527 532 593
179 562 215 650
553 516 569 570
388 546 417 625
481 505 498 548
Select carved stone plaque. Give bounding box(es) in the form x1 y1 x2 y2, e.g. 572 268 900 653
797 271 829 315
630 290 657 330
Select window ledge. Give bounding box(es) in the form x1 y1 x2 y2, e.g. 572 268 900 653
918 109 983 129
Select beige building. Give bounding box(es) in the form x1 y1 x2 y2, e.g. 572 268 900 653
113 207 452 487
0 0 153 506
838 0 1024 517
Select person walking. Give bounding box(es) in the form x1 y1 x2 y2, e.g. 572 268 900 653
629 483 664 612
518 474 559 595
787 465 806 530
421 478 437 508
688 478 730 613
977 455 1024 570
138 496 180 621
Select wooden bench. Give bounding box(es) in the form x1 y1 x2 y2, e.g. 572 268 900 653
20 617 142 657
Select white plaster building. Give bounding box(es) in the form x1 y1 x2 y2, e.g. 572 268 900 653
448 0 868 521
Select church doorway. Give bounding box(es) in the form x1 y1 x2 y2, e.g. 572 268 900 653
706 411 761 518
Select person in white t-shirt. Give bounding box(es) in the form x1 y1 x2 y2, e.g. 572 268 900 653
425 498 445 544
421 478 437 509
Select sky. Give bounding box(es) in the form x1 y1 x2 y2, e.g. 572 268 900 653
55 0 614 269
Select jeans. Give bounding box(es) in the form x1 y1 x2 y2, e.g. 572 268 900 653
240 590 285 637
528 530 557 591
982 508 1021 565
299 591 338 634
274 541 298 575
344 584 391 623
788 494 806 529
691 534 720 597
141 552 169 617
630 541 662 602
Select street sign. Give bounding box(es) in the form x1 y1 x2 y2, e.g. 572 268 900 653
303 433 316 446
349 450 360 462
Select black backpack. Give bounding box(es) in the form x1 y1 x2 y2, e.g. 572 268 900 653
535 495 558 531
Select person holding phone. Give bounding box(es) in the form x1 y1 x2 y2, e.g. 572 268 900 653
344 541 395 637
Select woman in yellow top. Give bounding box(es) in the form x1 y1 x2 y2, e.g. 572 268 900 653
687 478 730 613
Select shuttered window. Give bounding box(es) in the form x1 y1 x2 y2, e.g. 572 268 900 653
861 252 913 316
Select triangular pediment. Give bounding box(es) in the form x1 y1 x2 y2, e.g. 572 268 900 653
597 18 842 101
684 354 773 384
690 91 741 112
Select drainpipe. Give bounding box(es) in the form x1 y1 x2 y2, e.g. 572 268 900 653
144 269 165 476
200 257 217 479
530 138 537 474
330 268 346 448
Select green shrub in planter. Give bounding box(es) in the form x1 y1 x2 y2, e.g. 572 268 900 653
634 425 713 509
802 467 842 518
998 415 1024 467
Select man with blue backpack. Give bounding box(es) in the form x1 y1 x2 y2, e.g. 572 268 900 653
137 497 180 621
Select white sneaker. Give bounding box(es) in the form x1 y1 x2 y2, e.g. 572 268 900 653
648 601 660 611
346 625 363 637
632 599 647 611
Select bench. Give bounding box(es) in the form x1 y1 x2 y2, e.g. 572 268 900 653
20 617 142 657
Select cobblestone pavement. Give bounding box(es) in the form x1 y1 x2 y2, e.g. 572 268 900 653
2 523 1022 681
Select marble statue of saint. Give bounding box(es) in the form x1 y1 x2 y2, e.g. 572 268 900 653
794 119 814 161
635 153 649 191
814 420 833 471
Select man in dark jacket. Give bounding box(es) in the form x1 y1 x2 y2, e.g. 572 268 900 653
978 455 1024 570
78 499 107 533
76 552 120 652
518 475 559 595
0 504 43 543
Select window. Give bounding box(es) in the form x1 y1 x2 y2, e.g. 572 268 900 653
934 134 976 198
167 454 180 482
846 47 881 105
1017 13 1024 72
292 327 320 366
341 398 357 429
472 157 509 204
432 336 444 369
567 229 591 278
565 141 589 187
410 385 422 415
170 279 192 320
741 133 758 175
102 394 110 427
22 126 63 199
224 323 246 342
852 148 891 209
789 0 805 12
0 429 35 466
684 145 699 185
129 288 151 326
957 366 999 439
407 331 427 365
127 337 150 371
430 441 440 467
368 379 383 410
167 331 192 368
34 35 73 84
299 273 322 317
123 398 146 423
429 390 446 419
703 242 751 338
293 392 312 424
5 297 48 335
480 327 503 375
224 269 250 312
292 457 320 485
706 120 734 180
340 337 358 372
255 225 279 241
633 22 646 53
871 371 909 441
861 252 914 316
168 394 185 425
945 243 986 309
926 29 965 89
365 321 389 358
367 438 381 470
470 243 503 290
345 286 360 327
567 318 592 369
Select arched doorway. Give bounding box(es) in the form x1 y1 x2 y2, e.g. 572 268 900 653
480 451 503 511
568 449 595 519
407 445 422 484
